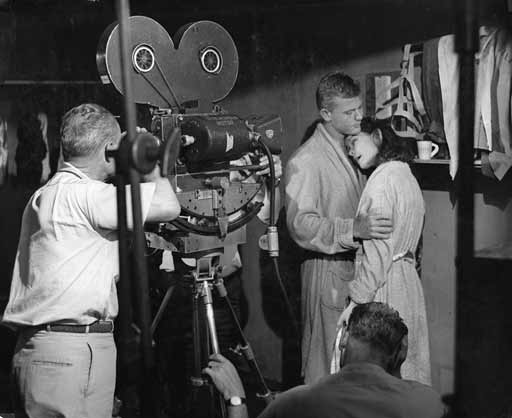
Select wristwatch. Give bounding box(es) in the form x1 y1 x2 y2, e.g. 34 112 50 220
226 396 246 407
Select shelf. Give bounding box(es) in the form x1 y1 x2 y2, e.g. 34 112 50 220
474 241 512 261
413 158 482 167
411 159 512 192
413 158 450 165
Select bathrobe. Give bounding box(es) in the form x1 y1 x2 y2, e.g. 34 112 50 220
349 161 431 385
285 122 365 384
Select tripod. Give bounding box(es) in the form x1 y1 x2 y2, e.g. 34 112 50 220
151 252 274 418
188 255 227 418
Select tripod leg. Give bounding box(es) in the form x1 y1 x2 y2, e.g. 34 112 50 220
202 281 221 355
199 281 227 418
191 283 204 388
150 284 175 337
215 278 275 405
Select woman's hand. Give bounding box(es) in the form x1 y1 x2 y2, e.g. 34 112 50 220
337 300 357 329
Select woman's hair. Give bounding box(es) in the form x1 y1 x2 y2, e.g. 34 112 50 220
361 117 416 164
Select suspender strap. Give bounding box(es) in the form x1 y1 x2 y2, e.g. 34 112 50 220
376 43 427 140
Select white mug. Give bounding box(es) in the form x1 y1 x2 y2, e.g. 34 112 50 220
417 140 439 160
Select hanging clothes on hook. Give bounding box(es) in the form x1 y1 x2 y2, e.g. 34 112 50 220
375 44 428 140
38 112 51 183
438 26 512 180
0 116 8 186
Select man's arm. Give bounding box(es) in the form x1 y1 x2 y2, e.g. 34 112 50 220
203 354 249 418
142 167 180 222
85 170 180 230
285 158 392 254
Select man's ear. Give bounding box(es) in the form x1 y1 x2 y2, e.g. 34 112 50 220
104 142 116 162
372 129 383 147
389 335 408 376
319 108 331 123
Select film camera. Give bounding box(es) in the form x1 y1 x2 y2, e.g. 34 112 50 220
97 16 282 258
96 16 282 414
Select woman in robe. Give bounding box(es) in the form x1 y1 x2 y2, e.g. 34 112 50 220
336 118 431 385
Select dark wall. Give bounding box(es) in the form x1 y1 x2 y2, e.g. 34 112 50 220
1 0 507 85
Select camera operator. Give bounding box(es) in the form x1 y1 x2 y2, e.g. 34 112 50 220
204 302 445 418
2 103 181 418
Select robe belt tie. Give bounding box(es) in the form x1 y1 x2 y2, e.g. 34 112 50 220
392 250 415 263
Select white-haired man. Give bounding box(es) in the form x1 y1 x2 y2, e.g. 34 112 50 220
2 103 181 417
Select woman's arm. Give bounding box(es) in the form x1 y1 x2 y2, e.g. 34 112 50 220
349 189 394 304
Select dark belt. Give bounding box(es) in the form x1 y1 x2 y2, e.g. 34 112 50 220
303 250 356 262
35 320 114 334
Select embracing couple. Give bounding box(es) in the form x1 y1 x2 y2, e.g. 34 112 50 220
285 71 431 386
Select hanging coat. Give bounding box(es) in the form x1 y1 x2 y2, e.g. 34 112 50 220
438 26 512 180
285 122 365 384
0 118 8 186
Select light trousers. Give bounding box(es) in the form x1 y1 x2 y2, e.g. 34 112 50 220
12 329 116 418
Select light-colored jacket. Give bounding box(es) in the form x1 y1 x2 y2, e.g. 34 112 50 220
285 122 365 383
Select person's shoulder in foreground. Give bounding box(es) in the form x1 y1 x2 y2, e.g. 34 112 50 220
258 365 445 418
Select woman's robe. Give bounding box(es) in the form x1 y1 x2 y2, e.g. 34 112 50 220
349 161 431 385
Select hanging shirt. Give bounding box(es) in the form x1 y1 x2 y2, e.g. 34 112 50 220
438 33 460 179
0 118 8 185
38 112 51 183
438 26 512 179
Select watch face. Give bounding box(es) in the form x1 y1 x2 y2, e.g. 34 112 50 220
229 396 243 406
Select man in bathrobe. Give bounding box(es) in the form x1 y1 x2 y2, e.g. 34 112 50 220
285 71 393 384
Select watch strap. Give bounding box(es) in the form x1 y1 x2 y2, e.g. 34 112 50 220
226 396 247 406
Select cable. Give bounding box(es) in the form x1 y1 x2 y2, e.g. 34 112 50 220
155 59 182 110
138 70 174 108
271 257 300 339
256 140 276 226
255 140 300 337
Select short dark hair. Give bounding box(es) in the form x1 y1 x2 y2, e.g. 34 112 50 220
316 71 360 111
361 117 415 164
60 103 119 161
348 302 408 357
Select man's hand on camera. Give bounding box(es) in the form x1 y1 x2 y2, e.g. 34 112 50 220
202 353 246 401
120 127 163 182
256 155 282 185
353 199 393 240
119 126 148 140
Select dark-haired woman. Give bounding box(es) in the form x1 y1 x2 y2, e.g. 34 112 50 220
336 121 431 385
